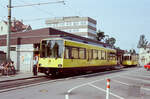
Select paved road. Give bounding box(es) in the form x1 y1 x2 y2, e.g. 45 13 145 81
0 67 150 99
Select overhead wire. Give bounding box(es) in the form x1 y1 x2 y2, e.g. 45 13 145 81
16 0 56 17
4 0 82 23
12 0 65 8
63 0 83 17
13 0 66 22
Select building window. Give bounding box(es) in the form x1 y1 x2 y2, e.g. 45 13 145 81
10 47 16 51
80 21 88 25
73 22 79 26
1 26 3 31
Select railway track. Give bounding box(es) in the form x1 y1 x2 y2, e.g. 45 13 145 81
0 67 133 93
0 76 49 91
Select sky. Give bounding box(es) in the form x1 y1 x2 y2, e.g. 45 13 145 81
0 0 150 51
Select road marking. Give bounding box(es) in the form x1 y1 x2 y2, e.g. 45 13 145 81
121 76 150 83
65 68 142 99
142 87 150 91
113 79 150 91
65 94 69 99
113 80 129 86
89 83 124 99
65 75 122 99
123 74 150 79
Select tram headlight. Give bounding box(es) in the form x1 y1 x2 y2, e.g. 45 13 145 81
39 64 42 67
58 64 62 68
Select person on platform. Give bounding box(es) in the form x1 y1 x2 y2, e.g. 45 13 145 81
33 56 38 76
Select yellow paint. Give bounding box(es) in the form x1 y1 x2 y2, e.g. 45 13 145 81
122 60 137 66
38 58 63 68
39 39 117 68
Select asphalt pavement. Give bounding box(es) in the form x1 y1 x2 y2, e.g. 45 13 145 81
0 67 150 99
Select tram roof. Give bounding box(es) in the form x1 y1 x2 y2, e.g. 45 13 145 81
0 27 112 49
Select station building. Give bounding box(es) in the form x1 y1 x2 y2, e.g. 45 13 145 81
0 27 108 72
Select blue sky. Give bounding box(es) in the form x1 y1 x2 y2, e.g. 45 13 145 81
0 0 150 51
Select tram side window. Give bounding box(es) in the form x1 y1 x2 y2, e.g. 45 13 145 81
79 48 86 59
71 47 79 59
89 49 93 59
113 55 116 60
109 53 113 60
124 56 130 60
93 50 98 59
101 50 106 60
98 50 102 60
131 55 136 61
107 52 110 60
64 47 71 59
108 52 116 60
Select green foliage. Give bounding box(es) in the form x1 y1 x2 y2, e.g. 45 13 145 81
129 49 136 54
96 30 105 41
137 34 148 48
96 30 116 47
105 37 116 47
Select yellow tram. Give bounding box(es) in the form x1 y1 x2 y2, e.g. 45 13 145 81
38 38 117 76
122 53 138 67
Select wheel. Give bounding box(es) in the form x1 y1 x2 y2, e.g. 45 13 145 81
44 70 50 76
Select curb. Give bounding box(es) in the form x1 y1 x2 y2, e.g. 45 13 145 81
0 75 46 83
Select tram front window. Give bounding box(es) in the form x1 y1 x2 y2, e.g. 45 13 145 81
124 56 130 60
40 40 63 58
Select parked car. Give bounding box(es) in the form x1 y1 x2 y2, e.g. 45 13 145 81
144 63 150 71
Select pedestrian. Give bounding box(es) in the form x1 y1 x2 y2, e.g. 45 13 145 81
10 61 16 75
1 62 6 75
5 62 10 76
33 56 38 76
0 62 5 74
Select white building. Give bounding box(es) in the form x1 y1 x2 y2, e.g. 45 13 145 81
0 21 8 35
139 43 150 66
45 16 97 39
0 19 32 35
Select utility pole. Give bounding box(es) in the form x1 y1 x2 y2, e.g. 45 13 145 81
7 0 11 62
6 0 64 61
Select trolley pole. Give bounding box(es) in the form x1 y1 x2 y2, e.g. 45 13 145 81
106 79 110 99
7 0 11 62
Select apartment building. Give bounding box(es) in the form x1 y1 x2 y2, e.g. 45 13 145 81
45 16 97 39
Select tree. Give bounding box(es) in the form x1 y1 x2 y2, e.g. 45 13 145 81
129 49 136 54
96 30 105 41
96 30 116 47
105 37 116 47
109 37 116 47
137 34 148 48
